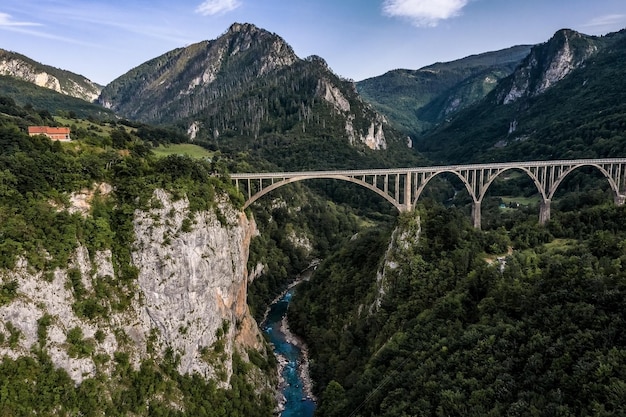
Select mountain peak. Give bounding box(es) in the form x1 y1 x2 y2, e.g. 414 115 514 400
497 28 600 104
227 22 261 34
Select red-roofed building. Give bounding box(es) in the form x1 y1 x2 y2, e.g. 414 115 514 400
28 126 71 141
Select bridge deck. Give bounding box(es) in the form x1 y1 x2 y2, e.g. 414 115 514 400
230 158 626 229
230 158 626 179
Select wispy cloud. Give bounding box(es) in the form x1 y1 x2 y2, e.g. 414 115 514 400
0 12 41 27
7 3 195 47
195 0 241 16
382 0 468 27
582 14 626 33
0 24 98 48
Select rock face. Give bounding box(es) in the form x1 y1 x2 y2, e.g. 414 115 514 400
98 23 403 152
318 77 388 150
498 29 599 105
0 188 264 385
0 49 101 102
132 190 263 378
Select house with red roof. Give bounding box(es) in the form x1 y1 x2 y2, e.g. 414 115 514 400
28 126 71 141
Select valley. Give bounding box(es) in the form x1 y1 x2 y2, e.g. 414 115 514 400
0 21 626 417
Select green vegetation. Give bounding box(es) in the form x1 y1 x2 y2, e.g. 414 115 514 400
357 45 531 135
0 74 111 119
290 201 626 416
0 97 242 271
0 352 274 417
417 30 626 164
0 97 273 416
99 24 425 173
246 182 364 321
153 143 214 159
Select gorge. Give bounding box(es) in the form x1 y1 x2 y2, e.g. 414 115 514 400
1 20 626 417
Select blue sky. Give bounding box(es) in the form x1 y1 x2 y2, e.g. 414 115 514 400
1 0 626 85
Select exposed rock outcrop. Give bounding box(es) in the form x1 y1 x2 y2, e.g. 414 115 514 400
132 190 263 378
499 29 599 105
0 49 101 102
318 78 388 150
0 188 265 387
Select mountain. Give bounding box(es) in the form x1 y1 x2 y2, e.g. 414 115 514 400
0 74 114 119
416 28 626 163
0 49 102 102
291 202 626 416
98 23 417 169
356 45 532 136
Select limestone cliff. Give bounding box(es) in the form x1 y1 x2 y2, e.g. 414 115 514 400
317 77 388 150
498 29 599 105
0 49 101 102
132 189 263 379
0 188 267 388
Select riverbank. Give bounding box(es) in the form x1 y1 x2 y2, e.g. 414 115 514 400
262 261 319 415
262 260 320 321
281 315 316 402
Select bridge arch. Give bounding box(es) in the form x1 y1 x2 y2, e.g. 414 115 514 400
477 166 547 203
241 174 405 212
547 162 621 201
232 158 626 229
413 169 477 204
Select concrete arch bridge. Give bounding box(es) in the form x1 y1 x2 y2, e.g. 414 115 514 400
230 158 626 229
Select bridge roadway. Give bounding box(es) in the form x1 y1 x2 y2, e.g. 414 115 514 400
230 158 626 229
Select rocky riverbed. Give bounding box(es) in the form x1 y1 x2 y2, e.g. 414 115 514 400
263 286 316 416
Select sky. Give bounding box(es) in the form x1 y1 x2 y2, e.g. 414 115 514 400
1 0 626 85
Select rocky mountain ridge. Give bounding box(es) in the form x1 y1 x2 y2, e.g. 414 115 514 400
356 44 533 135
496 29 602 105
97 23 400 152
415 27 626 163
0 49 102 102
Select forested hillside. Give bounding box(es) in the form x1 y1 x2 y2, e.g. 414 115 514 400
0 75 113 119
290 200 626 416
98 23 419 171
357 45 532 135
0 48 102 102
0 98 279 416
416 29 626 164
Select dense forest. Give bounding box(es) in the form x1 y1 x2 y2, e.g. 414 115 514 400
289 198 626 416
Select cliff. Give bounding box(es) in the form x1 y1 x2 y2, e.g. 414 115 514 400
0 48 101 102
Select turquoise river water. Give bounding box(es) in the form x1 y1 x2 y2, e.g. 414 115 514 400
262 289 316 417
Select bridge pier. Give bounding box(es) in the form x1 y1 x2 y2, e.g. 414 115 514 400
231 158 626 228
472 201 481 229
539 199 551 225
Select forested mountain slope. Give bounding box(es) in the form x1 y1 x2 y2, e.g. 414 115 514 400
416 28 626 163
0 48 101 101
357 45 532 136
0 99 278 416
291 202 626 416
0 75 113 119
98 23 416 169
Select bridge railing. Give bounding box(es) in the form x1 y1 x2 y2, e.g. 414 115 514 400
230 158 626 228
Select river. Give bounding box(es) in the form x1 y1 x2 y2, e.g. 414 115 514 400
263 288 316 417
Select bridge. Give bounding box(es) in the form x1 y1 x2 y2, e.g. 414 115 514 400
231 158 626 229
